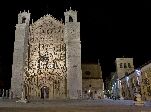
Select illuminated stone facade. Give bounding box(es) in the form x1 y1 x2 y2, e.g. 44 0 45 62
120 71 141 100
112 58 135 99
82 64 104 99
141 63 151 101
116 58 134 79
11 8 82 100
119 62 151 101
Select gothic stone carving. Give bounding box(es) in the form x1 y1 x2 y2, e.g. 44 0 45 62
24 15 67 99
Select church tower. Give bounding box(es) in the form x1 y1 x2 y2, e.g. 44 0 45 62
64 8 82 99
11 11 30 98
115 58 134 79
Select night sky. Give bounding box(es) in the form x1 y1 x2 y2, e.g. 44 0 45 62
0 1 151 88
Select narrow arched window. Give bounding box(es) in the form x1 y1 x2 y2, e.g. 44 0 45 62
120 63 123 68
22 17 26 23
69 16 73 22
128 63 131 68
124 63 127 68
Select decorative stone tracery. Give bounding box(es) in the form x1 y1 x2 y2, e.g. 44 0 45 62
24 15 67 99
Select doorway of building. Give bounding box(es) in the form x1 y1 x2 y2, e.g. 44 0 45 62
41 86 49 99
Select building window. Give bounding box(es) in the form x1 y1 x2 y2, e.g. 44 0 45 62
89 85 91 87
124 63 127 68
128 63 131 68
120 63 123 68
84 91 87 94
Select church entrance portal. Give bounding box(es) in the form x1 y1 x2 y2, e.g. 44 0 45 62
41 86 49 99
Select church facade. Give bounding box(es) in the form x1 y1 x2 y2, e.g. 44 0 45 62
11 8 82 100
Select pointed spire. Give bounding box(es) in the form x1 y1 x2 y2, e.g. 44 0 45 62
28 10 29 13
70 7 71 10
32 19 33 24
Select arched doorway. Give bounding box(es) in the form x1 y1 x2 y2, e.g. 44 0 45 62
41 86 49 99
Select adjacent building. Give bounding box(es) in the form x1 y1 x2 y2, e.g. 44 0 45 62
116 59 151 101
82 63 104 99
110 58 134 99
115 58 134 79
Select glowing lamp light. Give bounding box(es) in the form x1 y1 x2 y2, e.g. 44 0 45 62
88 90 90 93
126 76 129 87
136 69 141 76
119 80 121 85
126 76 129 82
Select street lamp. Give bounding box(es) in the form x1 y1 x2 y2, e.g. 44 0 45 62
136 69 141 76
126 76 129 87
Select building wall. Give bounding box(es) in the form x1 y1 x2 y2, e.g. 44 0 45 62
24 14 67 100
120 71 139 100
141 63 151 101
120 62 151 101
82 64 104 99
82 79 103 99
11 11 30 99
64 9 82 99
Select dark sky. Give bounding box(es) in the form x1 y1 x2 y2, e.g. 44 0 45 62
0 1 151 88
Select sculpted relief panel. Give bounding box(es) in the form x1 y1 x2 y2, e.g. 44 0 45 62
24 15 67 99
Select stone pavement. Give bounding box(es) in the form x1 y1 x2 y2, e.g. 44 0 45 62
0 99 151 112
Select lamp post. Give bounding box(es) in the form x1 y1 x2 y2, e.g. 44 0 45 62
119 80 124 100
